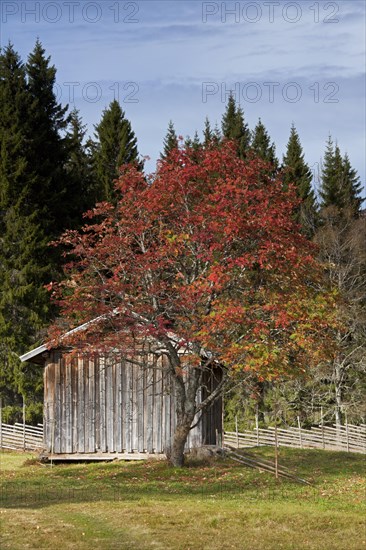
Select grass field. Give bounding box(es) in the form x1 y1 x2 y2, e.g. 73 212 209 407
0 447 365 549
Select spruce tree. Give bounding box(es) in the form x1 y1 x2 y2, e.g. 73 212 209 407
192 130 201 151
0 45 39 413
0 44 31 212
65 108 96 216
203 117 214 147
184 136 192 148
0 204 49 413
282 124 317 234
26 40 72 234
316 140 365 422
221 93 237 138
319 137 363 215
93 100 140 201
251 118 278 168
161 120 178 159
341 153 363 214
221 93 251 159
0 42 78 421
319 137 343 209
184 131 201 163
213 123 222 144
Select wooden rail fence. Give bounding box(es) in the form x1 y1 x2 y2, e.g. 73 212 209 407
1 422 365 454
224 423 366 454
0 422 44 451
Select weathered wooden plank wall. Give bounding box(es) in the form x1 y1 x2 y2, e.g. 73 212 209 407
43 351 222 455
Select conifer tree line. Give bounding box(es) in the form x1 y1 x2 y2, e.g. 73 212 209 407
1 42 364 425
0 41 141 421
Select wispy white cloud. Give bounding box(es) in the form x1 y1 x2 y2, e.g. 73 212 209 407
1 0 365 194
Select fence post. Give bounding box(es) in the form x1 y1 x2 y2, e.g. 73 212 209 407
297 415 302 449
255 411 259 447
235 415 239 449
22 396 26 451
321 406 325 449
345 413 349 452
274 421 279 480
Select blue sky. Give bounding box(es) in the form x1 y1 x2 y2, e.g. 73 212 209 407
1 0 365 198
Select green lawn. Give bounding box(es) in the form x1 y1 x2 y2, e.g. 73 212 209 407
0 447 365 549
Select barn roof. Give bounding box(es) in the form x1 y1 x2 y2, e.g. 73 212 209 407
19 314 112 364
20 310 213 364
20 343 48 364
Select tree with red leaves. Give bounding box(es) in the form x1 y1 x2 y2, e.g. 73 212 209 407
48 142 335 466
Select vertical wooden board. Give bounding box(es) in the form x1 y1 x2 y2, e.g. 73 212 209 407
120 357 126 451
84 357 89 453
44 402 50 452
77 355 85 453
132 363 137 451
109 355 117 453
159 360 166 453
43 366 48 450
88 357 96 453
122 359 128 452
130 362 135 451
99 356 107 453
105 356 113 452
160 367 166 453
137 362 145 452
59 356 66 453
146 356 154 453
94 355 101 452
215 370 223 444
116 357 123 452
190 384 203 449
129 361 135 452
43 363 48 451
110 357 116 452
124 361 132 452
143 365 148 452
151 357 157 453
170 373 176 451
54 355 62 453
83 356 90 453
131 363 139 451
207 372 215 444
71 358 78 453
163 368 172 452
65 358 72 453
153 357 162 453
44 362 54 452
115 359 119 452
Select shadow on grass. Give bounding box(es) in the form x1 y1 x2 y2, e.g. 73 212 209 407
1 479 323 510
1 447 364 510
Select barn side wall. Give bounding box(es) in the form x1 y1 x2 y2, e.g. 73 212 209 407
43 351 222 455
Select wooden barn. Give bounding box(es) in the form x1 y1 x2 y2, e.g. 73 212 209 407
20 331 223 460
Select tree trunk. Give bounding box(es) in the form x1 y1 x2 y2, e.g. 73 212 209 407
167 358 201 467
256 381 268 424
169 423 192 467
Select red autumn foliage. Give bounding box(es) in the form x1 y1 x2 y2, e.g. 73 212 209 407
49 142 334 375
47 142 336 464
